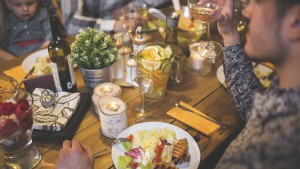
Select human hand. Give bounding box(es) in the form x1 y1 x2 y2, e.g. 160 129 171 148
56 139 94 169
214 0 241 46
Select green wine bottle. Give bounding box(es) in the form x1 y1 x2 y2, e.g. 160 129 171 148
48 15 77 92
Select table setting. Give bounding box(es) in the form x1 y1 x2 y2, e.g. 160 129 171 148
0 1 251 168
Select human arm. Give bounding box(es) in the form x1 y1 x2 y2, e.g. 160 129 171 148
56 139 94 169
0 49 16 61
215 0 264 120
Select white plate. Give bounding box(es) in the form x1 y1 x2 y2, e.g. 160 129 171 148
217 63 274 88
22 48 50 76
112 122 201 169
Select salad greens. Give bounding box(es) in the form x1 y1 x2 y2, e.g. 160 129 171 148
117 127 178 169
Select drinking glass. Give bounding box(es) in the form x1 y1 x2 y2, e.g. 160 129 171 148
0 89 41 168
187 0 225 56
130 69 153 120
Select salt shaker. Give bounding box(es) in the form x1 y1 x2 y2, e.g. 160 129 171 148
125 59 138 84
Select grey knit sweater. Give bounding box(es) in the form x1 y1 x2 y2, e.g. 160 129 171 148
215 45 300 169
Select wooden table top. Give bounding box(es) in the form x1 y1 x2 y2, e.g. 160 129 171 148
0 30 244 169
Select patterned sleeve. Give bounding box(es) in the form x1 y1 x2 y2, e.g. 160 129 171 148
222 45 264 120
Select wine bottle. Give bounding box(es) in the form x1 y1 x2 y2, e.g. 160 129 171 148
48 15 77 92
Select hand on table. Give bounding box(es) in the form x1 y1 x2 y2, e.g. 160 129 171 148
56 139 94 169
214 0 241 46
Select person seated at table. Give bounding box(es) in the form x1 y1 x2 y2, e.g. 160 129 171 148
0 0 57 60
55 0 300 168
60 0 171 34
213 0 300 168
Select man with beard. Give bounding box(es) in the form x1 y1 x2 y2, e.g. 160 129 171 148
214 0 300 168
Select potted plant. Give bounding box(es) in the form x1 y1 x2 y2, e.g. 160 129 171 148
71 27 118 92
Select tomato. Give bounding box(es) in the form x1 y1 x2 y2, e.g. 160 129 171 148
129 162 138 169
152 139 168 163
127 134 134 142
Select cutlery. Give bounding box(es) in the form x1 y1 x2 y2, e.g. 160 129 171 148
12 66 35 101
93 137 130 156
20 66 35 86
174 102 227 130
149 8 166 21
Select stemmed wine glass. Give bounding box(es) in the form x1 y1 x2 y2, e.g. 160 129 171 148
130 67 153 120
188 0 225 56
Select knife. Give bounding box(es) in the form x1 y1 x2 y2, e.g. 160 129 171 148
20 66 35 86
174 102 227 130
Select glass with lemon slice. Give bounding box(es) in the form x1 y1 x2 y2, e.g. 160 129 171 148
134 43 175 100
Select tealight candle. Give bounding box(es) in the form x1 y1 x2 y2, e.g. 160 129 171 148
92 83 121 115
98 97 128 138
188 42 216 75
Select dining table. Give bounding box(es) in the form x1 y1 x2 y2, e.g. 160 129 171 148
0 21 245 169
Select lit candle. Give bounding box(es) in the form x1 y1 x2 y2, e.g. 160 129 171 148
92 83 121 115
98 97 128 138
106 102 120 111
100 85 113 94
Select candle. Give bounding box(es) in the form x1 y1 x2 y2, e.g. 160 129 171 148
98 97 128 138
188 42 216 75
92 83 121 115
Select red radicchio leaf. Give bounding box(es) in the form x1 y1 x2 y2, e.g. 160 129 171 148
0 118 18 137
0 102 16 116
125 147 143 159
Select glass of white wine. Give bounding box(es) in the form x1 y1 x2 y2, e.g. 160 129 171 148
187 0 225 57
130 67 153 120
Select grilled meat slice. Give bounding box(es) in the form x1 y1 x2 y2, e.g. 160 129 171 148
172 138 188 164
153 162 178 169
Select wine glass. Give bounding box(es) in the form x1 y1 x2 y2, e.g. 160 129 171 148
130 67 153 120
187 0 225 56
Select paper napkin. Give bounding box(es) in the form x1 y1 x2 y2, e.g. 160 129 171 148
4 65 26 83
167 101 220 135
32 88 81 131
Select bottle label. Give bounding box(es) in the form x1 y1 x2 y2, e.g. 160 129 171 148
50 62 63 92
67 54 76 87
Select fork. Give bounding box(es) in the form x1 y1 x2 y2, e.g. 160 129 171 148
93 137 129 156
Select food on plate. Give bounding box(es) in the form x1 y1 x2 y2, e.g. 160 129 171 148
117 127 190 169
153 161 178 169
31 57 52 76
172 138 189 165
253 67 274 88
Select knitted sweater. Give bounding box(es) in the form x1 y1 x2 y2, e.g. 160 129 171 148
215 45 300 169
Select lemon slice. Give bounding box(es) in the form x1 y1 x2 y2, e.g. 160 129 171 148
165 46 172 56
144 46 159 53
141 58 161 71
159 48 171 60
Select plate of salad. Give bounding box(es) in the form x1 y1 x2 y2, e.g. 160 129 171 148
112 122 200 169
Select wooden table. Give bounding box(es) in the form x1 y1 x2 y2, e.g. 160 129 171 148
0 30 244 169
